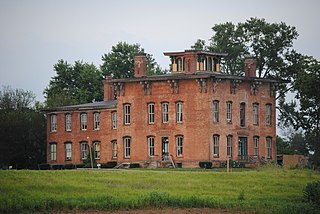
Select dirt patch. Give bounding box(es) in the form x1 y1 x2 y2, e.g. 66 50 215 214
55 208 246 214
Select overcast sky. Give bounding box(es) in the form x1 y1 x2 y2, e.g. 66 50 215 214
1 0 319 102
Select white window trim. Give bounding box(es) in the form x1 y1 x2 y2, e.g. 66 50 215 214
50 115 57 132
147 137 155 157
227 135 232 157
112 112 117 129
80 113 88 131
162 102 169 123
213 101 219 123
213 135 219 157
176 102 183 123
253 137 259 157
111 140 117 159
93 142 100 160
124 104 131 125
226 102 232 123
50 143 57 161
148 103 155 124
65 114 72 131
176 136 183 157
93 112 100 130
124 137 131 158
80 142 88 160
253 103 259 125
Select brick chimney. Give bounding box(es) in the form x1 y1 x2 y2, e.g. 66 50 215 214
134 53 147 77
244 57 256 77
103 76 114 101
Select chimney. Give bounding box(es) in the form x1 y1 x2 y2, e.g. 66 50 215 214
244 57 256 77
134 53 147 77
103 76 114 101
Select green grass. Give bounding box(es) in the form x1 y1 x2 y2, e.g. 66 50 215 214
0 167 319 213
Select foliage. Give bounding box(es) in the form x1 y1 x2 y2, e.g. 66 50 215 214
191 39 207 50
0 86 46 169
196 18 298 77
0 169 319 213
199 161 212 169
101 42 167 79
276 134 309 155
100 161 117 168
304 181 320 205
44 60 104 107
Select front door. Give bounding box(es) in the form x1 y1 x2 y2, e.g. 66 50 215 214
238 137 248 161
162 137 169 160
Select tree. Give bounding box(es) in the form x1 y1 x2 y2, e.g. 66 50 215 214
191 39 207 50
0 86 46 169
44 60 104 107
206 18 298 77
279 56 320 166
100 41 166 78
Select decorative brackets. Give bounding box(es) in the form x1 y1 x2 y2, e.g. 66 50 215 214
250 80 262 95
270 82 279 97
230 79 242 94
196 78 207 93
113 82 125 97
212 78 221 93
140 81 152 95
168 80 179 94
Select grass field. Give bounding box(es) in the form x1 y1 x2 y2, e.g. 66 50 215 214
0 166 319 213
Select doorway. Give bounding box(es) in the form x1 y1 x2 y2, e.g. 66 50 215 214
162 137 169 160
238 137 248 161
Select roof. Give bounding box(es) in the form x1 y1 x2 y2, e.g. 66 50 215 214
44 100 117 113
163 49 228 57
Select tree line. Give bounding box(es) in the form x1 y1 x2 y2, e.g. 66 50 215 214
1 17 319 169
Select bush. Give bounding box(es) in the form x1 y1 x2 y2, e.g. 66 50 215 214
51 164 64 170
129 163 141 168
38 163 51 170
100 161 117 168
199 162 212 169
304 181 320 205
64 164 76 169
76 164 85 168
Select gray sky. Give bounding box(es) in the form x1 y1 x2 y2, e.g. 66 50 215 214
1 0 319 102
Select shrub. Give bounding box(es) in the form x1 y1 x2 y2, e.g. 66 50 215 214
51 164 64 170
64 164 76 169
199 162 212 169
304 181 320 205
76 164 85 168
129 163 141 168
100 161 117 168
38 163 51 170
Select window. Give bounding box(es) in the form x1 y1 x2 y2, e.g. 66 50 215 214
80 113 87 130
227 135 232 157
50 143 57 161
50 115 57 132
176 102 183 123
93 112 100 130
240 103 246 127
65 142 72 160
253 136 259 157
111 140 117 159
80 142 88 160
124 104 131 125
253 103 259 125
162 102 169 123
226 101 232 123
124 137 131 158
148 103 155 124
266 104 272 126
176 136 183 157
147 137 155 157
213 101 219 122
213 135 219 157
177 58 183 71
93 141 100 159
65 114 72 131
266 137 272 159
112 112 117 129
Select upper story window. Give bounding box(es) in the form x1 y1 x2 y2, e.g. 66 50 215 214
162 102 169 123
124 137 131 158
112 112 117 129
253 136 259 157
253 103 259 125
213 135 220 157
227 135 232 157
147 136 155 157
80 142 88 160
177 58 183 71
266 104 272 126
65 114 72 131
266 137 272 159
148 103 155 124
176 136 183 157
50 115 57 132
50 143 57 161
176 102 183 123
111 140 117 159
93 112 100 130
226 101 232 123
124 104 131 125
80 113 88 130
213 100 219 123
240 102 246 127
93 141 100 160
65 142 72 160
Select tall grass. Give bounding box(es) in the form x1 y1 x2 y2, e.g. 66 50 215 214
0 167 319 213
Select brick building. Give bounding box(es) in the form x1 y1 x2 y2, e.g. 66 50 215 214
46 49 281 168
